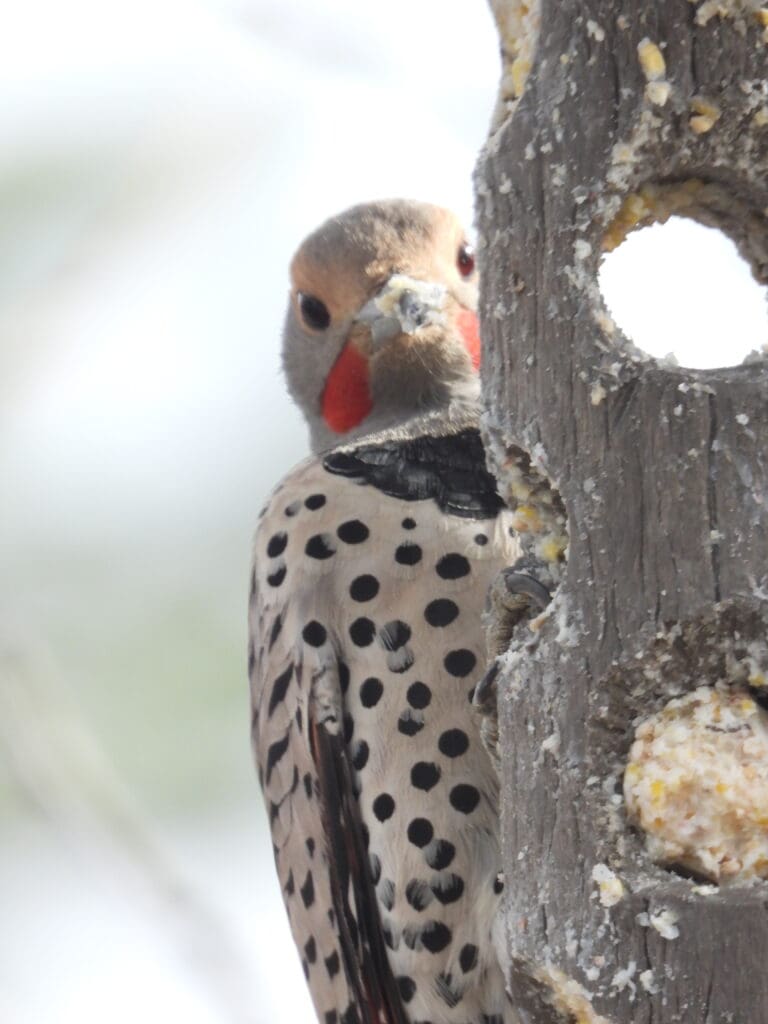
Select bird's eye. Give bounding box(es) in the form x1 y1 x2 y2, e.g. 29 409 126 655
298 292 331 331
457 243 475 278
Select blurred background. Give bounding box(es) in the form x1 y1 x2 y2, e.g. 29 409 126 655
1 2 765 1022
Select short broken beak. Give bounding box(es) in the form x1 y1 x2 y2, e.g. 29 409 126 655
354 274 447 348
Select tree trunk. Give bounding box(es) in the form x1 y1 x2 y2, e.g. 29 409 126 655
476 2 768 1021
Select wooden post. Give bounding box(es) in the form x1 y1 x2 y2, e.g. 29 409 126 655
476 2 768 1021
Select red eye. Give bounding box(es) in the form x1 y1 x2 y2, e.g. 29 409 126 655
457 242 475 277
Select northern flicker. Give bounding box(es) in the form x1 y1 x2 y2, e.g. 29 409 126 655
249 200 521 1024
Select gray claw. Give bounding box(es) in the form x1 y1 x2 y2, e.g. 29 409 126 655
473 660 500 710
502 570 552 612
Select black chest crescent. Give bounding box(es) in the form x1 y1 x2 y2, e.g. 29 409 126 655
322 429 505 520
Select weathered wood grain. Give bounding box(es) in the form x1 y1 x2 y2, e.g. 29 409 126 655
477 2 768 1020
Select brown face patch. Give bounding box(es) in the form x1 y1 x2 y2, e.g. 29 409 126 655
289 201 474 331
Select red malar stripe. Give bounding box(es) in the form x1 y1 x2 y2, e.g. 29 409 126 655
322 342 373 433
457 309 481 370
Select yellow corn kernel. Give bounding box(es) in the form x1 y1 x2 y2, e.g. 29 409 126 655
539 536 567 563
511 57 531 97
513 505 542 531
690 114 717 134
691 96 721 120
637 39 666 81
646 81 671 105
650 780 665 802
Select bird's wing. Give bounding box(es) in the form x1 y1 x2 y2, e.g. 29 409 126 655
249 458 407 1024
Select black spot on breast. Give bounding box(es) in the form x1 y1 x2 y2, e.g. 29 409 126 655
396 976 416 1003
266 661 289 715
324 1013 338 1024
267 532 288 557
460 943 478 973
305 493 326 510
398 711 424 736
421 921 452 953
337 519 369 544
350 617 376 646
265 733 289 783
436 553 471 580
302 620 327 647
438 728 470 758
444 648 477 677
267 566 287 587
436 972 462 1008
304 936 317 963
338 661 350 694
268 614 283 649
379 620 414 673
284 869 295 896
474 533 488 546
359 677 383 707
411 761 440 791
303 772 313 799
407 818 434 847
431 873 465 904
341 1003 360 1024
351 740 369 771
284 501 301 517
349 574 379 602
382 923 397 951
449 783 481 814
405 879 433 911
300 871 315 908
401 517 416 530
426 839 455 870
493 874 504 894
395 543 422 566
305 534 336 560
343 712 354 744
305 837 315 857
325 950 340 978
379 620 411 650
368 852 381 885
373 793 395 822
424 598 459 627
378 878 395 911
407 681 431 709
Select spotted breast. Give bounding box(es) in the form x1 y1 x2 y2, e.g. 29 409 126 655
249 427 521 1024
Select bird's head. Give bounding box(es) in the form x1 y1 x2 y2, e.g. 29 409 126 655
282 199 480 453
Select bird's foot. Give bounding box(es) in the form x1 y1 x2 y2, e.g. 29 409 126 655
474 559 554 767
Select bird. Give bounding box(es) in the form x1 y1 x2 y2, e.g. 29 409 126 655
248 199 522 1024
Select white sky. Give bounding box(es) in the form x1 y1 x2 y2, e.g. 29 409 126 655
1 1 766 1022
